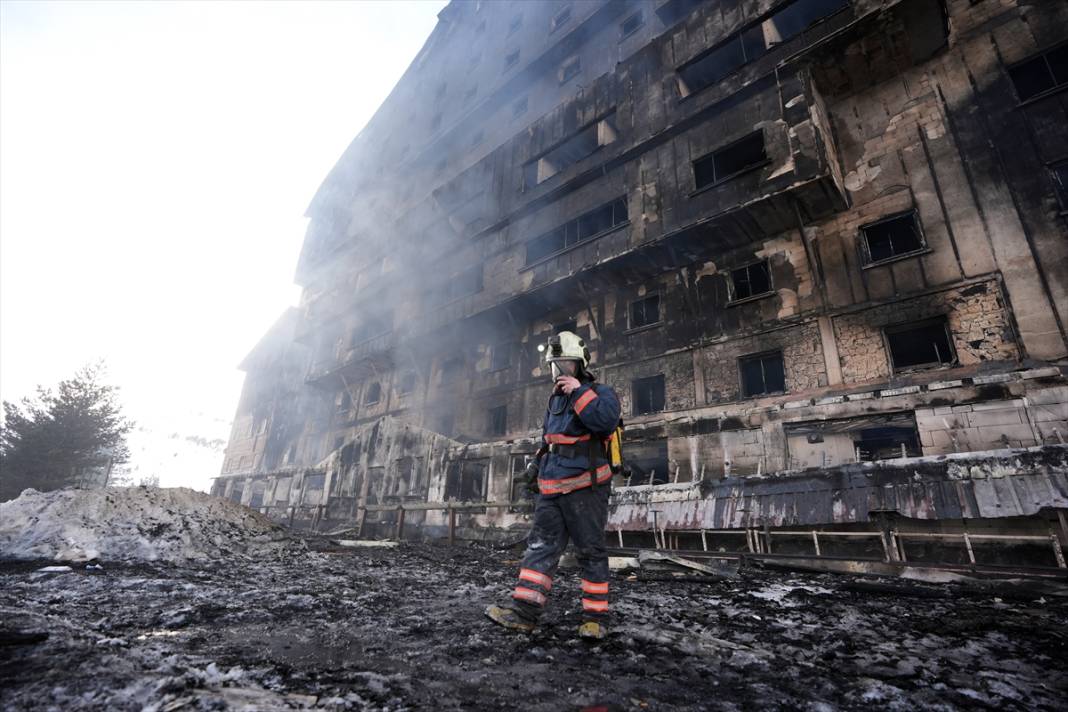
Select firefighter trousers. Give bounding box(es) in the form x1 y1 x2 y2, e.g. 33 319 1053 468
510 484 610 622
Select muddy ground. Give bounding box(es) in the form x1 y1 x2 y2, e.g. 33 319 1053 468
1 541 1066 711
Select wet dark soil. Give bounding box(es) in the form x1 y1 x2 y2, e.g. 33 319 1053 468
1 542 1066 710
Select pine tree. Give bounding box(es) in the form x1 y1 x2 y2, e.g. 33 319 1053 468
0 362 133 500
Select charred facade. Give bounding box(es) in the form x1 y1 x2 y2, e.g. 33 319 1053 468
215 0 1068 561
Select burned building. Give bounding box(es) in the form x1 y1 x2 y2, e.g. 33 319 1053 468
215 0 1068 565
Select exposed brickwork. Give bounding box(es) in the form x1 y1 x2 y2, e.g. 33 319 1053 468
833 279 1018 384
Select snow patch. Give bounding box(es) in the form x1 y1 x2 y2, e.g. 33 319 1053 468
0 486 303 563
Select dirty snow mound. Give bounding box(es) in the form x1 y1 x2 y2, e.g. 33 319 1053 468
0 486 304 563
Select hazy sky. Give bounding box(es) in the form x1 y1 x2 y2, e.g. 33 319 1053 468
0 0 446 488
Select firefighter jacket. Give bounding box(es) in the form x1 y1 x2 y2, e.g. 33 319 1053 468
537 381 621 497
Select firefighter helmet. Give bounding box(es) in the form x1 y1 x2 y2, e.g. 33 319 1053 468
538 330 591 369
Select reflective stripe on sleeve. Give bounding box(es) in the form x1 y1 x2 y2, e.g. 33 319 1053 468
581 580 609 595
574 389 598 414
519 568 552 590
581 598 609 612
513 587 547 606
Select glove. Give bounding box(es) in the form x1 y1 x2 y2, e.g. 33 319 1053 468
523 461 540 495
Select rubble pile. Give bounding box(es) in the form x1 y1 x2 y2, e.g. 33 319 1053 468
1 541 1065 710
0 487 302 563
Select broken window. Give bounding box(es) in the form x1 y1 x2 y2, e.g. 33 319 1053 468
445 460 487 501
854 426 921 462
397 371 417 396
560 56 581 84
551 6 571 33
523 113 619 187
730 260 772 301
739 351 786 397
490 343 511 371
228 481 244 503
625 438 670 485
336 391 352 414
248 480 265 509
525 196 628 264
632 374 666 415
884 317 956 371
302 473 326 504
785 413 921 468
629 294 661 329
1050 159 1068 212
488 405 507 437
512 96 528 118
693 131 766 190
620 10 644 39
440 357 463 384
1008 43 1068 102
273 477 291 504
504 49 520 72
764 0 848 43
364 382 381 405
676 0 846 97
861 211 925 263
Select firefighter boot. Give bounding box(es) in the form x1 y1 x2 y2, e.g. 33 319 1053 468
578 621 607 640
485 604 536 633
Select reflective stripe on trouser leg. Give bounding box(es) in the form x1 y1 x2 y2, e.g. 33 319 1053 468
581 579 609 618
512 494 569 620
562 486 611 620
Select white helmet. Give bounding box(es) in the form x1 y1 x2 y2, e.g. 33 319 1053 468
538 330 591 369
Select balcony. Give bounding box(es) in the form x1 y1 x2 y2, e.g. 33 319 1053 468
305 330 396 388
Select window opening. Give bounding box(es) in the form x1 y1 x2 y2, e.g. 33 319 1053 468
440 357 463 384
364 382 382 405
248 480 266 509
525 196 628 264
884 318 955 371
861 212 925 263
491 343 511 371
488 405 508 437
444 460 487 502
523 113 618 187
629 294 661 329
633 374 666 415
560 56 581 84
625 438 670 485
739 351 785 397
693 131 766 189
676 0 847 97
730 260 772 301
620 11 644 39
1008 43 1068 102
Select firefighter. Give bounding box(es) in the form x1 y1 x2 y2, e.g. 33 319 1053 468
485 331 621 640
